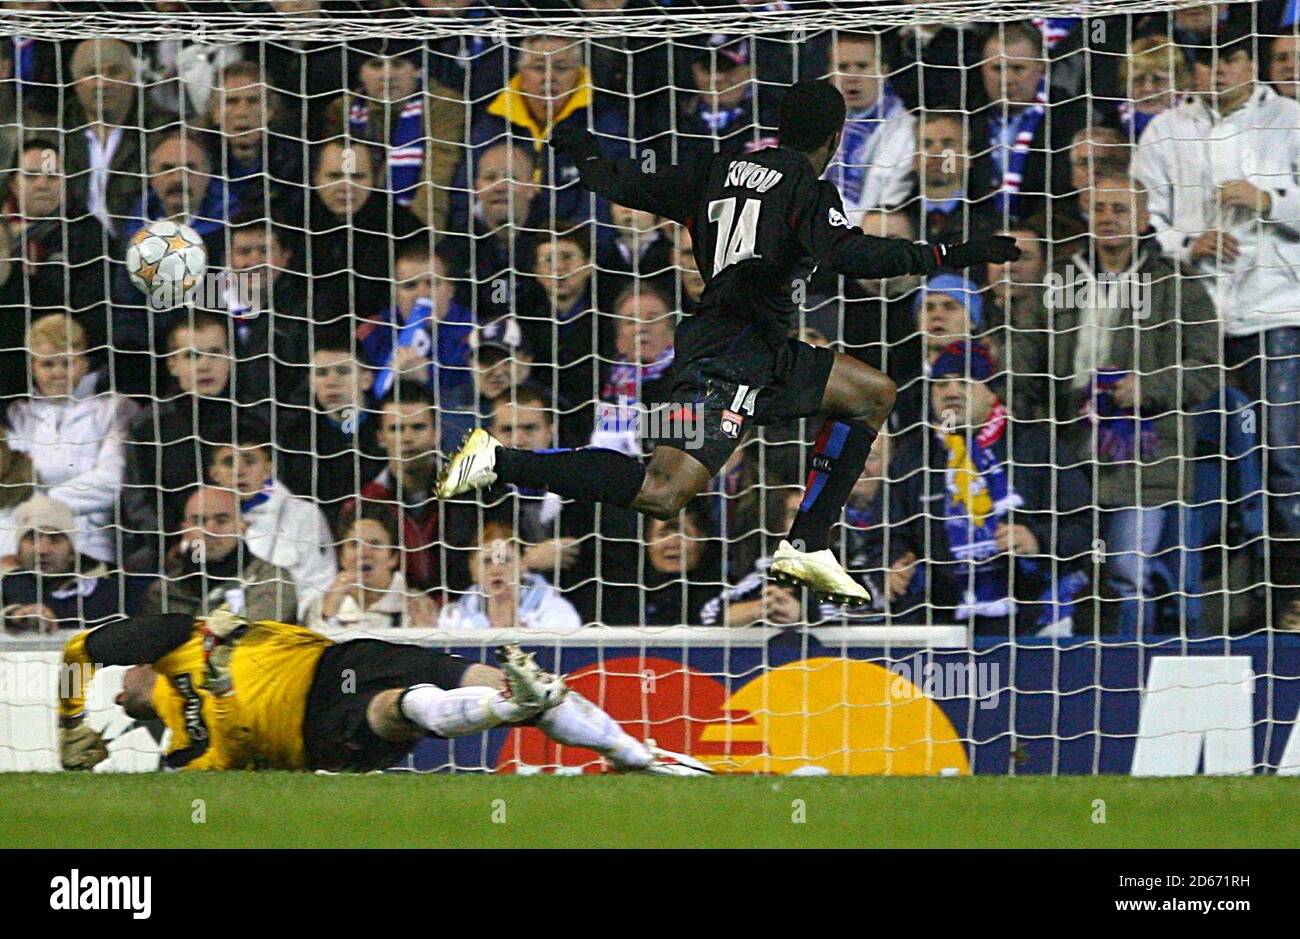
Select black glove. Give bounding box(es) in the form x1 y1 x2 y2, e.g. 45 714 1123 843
936 235 1022 270
548 125 602 165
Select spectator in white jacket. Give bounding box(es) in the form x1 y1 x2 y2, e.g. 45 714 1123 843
205 426 336 619
438 520 581 631
304 502 438 630
1132 23 1300 628
823 30 915 226
135 12 242 119
0 428 34 561
5 314 137 564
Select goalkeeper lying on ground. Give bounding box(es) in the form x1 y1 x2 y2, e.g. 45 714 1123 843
57 612 707 775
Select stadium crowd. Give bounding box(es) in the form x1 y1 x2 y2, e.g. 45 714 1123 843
0 0 1297 638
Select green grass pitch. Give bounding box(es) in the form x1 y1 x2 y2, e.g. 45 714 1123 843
2 774 1297 848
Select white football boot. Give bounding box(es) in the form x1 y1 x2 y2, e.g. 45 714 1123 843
437 428 502 499
769 539 873 608
494 643 570 714
639 746 714 777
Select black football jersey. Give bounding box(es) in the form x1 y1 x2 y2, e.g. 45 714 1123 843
579 145 933 341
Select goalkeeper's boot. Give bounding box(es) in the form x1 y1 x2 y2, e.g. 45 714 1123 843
769 539 872 608
437 428 502 499
640 746 714 777
495 643 569 714
200 610 250 698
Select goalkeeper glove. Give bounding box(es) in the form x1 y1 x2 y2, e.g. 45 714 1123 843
60 720 108 771
200 609 248 698
935 235 1022 270
201 608 249 640
549 125 602 165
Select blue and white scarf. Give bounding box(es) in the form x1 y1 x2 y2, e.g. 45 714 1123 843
1031 16 1079 50
350 84 426 207
941 405 1089 629
593 346 675 456
368 297 436 402
827 85 905 208
697 101 747 134
600 346 675 404
366 296 473 401
989 79 1048 217
240 479 275 513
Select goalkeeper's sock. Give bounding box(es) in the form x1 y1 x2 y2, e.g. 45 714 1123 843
535 692 654 771
399 684 530 737
786 418 878 553
494 447 646 508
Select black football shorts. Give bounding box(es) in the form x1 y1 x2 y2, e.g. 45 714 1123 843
303 639 473 772
645 314 835 476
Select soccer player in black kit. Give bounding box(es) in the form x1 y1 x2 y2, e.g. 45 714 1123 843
440 80 1020 606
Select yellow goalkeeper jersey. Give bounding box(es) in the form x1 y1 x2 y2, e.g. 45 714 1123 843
61 619 331 771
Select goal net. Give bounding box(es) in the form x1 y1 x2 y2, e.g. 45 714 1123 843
0 0 1298 776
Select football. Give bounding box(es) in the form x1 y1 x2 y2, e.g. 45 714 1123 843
125 220 208 301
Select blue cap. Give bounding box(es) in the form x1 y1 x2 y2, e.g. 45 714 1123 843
913 272 983 330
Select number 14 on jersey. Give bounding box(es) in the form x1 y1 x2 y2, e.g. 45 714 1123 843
708 197 762 275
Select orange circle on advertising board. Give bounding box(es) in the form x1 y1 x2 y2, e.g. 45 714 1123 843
701 657 970 775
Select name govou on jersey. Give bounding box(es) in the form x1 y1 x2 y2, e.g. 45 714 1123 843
724 160 784 193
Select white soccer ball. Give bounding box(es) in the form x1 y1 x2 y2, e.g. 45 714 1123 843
125 220 208 300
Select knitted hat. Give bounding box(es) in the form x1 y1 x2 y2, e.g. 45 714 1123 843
931 340 997 383
913 272 984 330
13 494 77 549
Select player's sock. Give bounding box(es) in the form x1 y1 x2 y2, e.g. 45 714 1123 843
786 418 878 553
398 684 531 736
535 692 654 770
494 447 646 508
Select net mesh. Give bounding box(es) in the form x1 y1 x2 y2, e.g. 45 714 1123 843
1 0 1299 775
